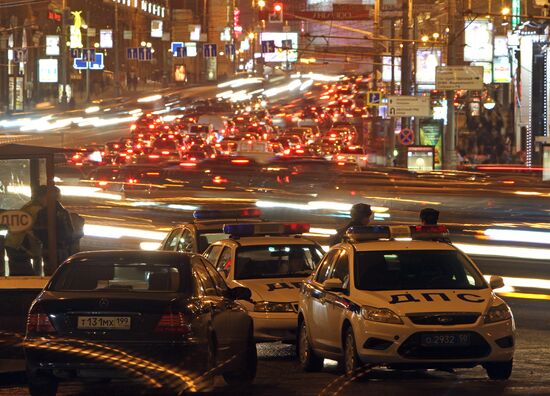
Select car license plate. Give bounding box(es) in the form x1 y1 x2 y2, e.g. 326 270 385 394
77 316 131 330
421 333 471 347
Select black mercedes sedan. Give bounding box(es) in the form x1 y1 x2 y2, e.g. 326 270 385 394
24 251 256 396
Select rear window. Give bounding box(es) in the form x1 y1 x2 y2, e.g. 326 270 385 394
50 261 188 292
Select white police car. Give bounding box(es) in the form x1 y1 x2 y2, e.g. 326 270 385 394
298 225 515 380
160 209 263 254
203 222 325 342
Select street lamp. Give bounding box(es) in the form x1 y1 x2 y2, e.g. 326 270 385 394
501 7 511 16
483 96 496 110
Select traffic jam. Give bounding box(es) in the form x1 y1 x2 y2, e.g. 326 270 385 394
1 75 535 396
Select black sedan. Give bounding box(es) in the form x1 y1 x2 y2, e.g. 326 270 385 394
24 250 256 396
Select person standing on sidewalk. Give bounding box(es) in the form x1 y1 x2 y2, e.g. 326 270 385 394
5 186 47 276
33 186 74 275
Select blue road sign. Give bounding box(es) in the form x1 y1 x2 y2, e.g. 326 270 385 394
70 48 81 58
89 53 104 70
204 44 217 58
225 44 235 56
175 46 187 58
73 57 87 70
171 41 184 56
127 48 139 60
367 91 382 106
261 40 275 53
82 49 96 62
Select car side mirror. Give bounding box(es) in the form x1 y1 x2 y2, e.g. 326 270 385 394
489 275 505 290
230 286 252 301
323 278 344 292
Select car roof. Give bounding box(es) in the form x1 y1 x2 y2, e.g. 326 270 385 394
348 240 457 252
216 236 319 246
67 250 195 264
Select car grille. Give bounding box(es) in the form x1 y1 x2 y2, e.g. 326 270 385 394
407 312 480 326
398 331 491 360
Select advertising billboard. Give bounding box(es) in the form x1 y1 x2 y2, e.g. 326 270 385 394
46 35 60 56
407 146 435 172
382 56 401 82
493 57 512 83
100 29 113 49
259 32 298 63
464 19 493 62
419 119 443 169
39 59 58 83
416 49 441 86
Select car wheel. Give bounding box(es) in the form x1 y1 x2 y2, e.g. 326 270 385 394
484 360 513 380
343 326 362 377
223 330 257 386
28 374 58 396
298 320 324 372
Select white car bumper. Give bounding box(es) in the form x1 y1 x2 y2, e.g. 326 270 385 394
353 318 515 365
250 311 298 342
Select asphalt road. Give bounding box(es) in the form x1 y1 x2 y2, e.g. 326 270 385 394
1 298 550 396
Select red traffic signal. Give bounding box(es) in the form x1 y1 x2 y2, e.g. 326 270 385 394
269 2 283 23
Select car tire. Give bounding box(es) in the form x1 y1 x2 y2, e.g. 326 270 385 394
223 330 257 386
343 326 362 377
28 374 58 396
298 320 324 372
484 360 513 380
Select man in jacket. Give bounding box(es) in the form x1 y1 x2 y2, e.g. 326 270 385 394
329 203 373 246
33 186 74 275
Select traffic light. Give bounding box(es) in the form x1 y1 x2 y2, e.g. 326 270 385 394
269 3 283 23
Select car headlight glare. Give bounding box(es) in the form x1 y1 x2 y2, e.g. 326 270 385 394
361 305 403 324
484 303 512 324
254 301 295 313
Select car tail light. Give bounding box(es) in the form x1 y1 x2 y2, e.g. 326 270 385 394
161 151 170 155
27 307 56 334
231 159 250 165
128 178 138 184
148 154 160 159
213 176 228 184
336 155 345 160
130 124 137 131
154 311 191 335
98 181 109 187
179 162 197 167
149 124 155 129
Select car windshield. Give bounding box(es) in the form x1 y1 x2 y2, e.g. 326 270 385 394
50 261 186 292
354 250 487 291
234 245 323 280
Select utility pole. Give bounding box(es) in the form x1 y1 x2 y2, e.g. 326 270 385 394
444 0 458 169
114 2 121 97
60 0 68 107
401 0 413 128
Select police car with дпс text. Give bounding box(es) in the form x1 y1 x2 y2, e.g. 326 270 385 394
203 222 324 342
298 225 515 379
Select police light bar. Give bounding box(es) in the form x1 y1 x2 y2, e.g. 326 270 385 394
223 222 310 237
345 226 391 242
410 225 450 241
193 208 262 220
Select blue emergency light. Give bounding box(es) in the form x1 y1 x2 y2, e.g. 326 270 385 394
345 226 392 242
193 208 262 220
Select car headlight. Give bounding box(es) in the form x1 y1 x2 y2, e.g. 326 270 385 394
253 301 295 313
484 303 512 324
361 305 403 325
